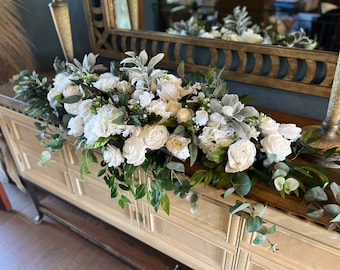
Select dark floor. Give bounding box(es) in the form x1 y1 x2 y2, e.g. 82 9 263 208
0 177 188 270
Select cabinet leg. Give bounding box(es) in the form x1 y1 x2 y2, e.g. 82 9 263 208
22 177 45 223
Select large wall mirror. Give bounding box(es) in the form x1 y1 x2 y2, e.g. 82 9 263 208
83 0 338 100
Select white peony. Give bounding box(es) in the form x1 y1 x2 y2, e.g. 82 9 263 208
261 134 292 162
103 144 124 168
83 104 125 144
278 124 301 142
225 139 257 173
166 135 191 160
67 116 84 137
140 125 169 150
123 137 146 166
78 99 93 122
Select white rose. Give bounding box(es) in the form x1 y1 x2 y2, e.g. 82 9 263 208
93 72 120 93
148 99 172 119
260 116 279 136
53 72 72 91
63 85 82 97
103 145 124 168
139 91 155 107
198 126 234 154
166 100 182 116
47 88 62 108
140 125 169 150
64 101 82 115
176 108 193 123
261 134 292 162
67 116 84 137
166 135 191 160
278 124 301 142
241 29 264 44
225 139 256 173
116 80 133 94
156 75 183 101
123 137 146 166
194 110 209 126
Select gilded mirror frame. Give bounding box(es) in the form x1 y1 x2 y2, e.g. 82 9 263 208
83 0 338 98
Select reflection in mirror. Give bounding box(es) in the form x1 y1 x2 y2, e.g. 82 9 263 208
84 0 338 121
113 0 131 29
110 0 143 30
109 0 339 51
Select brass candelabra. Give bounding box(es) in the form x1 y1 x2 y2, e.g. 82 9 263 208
303 51 340 167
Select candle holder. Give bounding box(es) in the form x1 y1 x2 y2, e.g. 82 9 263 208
302 51 340 168
49 0 74 62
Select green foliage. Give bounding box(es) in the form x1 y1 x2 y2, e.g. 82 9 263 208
233 174 251 196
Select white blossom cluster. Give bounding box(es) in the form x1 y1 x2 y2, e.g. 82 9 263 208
47 50 301 190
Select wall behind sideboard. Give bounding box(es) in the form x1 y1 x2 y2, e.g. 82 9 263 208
18 0 91 72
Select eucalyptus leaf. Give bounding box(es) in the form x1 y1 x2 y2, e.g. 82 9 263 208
306 203 324 219
323 204 340 217
246 216 262 232
233 174 251 196
263 154 277 167
166 161 185 173
330 213 340 223
330 182 340 203
222 187 235 198
304 186 328 201
230 201 251 214
253 234 266 245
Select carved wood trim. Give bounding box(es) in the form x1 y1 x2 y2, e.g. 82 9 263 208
83 0 338 98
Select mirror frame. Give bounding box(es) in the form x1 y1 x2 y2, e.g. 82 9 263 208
83 0 338 99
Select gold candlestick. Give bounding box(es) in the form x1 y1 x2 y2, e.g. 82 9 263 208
303 51 340 167
49 0 74 62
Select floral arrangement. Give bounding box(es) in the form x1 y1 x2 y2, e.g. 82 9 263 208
12 50 340 249
167 6 317 49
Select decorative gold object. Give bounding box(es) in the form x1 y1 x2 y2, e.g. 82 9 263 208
49 0 74 62
127 0 139 30
303 51 340 167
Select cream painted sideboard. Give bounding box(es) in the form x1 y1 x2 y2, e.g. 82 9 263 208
0 104 339 270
